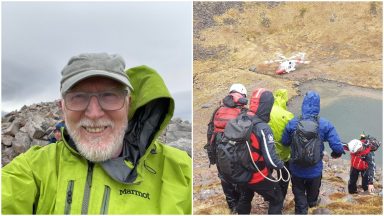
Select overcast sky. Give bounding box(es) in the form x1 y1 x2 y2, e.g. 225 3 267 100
2 1 192 120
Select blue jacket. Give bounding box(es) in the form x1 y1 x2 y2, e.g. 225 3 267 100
282 91 344 178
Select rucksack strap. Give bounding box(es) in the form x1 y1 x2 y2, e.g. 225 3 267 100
251 116 263 125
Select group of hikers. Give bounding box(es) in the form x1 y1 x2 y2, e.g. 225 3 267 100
205 84 380 214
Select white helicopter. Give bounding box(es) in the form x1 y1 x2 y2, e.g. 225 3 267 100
264 52 310 75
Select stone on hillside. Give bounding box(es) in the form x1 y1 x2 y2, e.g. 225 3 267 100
313 208 332 215
3 121 20 136
249 65 257 72
172 117 183 123
15 117 27 128
168 122 191 132
318 195 331 206
293 81 300 87
344 194 356 203
20 116 46 139
323 154 329 163
2 114 15 123
165 131 191 143
31 139 50 147
334 172 349 183
2 122 11 131
201 104 211 108
30 104 38 110
12 132 31 154
2 147 17 166
2 135 14 146
167 138 191 157
41 122 51 131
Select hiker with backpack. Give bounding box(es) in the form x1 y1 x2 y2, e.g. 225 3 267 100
345 134 380 194
227 88 285 214
205 83 248 214
269 89 294 201
282 90 345 214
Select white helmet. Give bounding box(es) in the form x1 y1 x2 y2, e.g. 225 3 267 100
347 139 363 153
229 83 247 97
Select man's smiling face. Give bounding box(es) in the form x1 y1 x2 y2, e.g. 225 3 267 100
62 77 130 162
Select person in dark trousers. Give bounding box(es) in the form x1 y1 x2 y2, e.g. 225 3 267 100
268 89 294 201
282 90 345 214
236 88 284 215
207 83 248 214
345 137 376 194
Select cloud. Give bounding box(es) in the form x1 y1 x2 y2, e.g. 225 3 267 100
2 1 192 121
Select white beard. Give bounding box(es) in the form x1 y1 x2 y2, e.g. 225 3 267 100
66 118 128 162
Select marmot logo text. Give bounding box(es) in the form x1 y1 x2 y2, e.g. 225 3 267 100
119 189 150 200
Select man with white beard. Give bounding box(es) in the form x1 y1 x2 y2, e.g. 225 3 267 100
2 53 192 214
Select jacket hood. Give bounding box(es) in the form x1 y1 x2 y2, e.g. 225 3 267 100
249 88 274 122
301 90 320 117
273 89 289 110
100 65 174 184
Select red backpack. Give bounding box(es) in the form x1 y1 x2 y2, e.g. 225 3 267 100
351 147 371 170
205 93 247 166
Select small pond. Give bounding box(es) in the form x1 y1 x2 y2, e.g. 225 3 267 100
288 80 382 167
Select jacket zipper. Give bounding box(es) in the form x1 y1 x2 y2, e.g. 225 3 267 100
64 180 74 214
100 185 111 214
81 162 94 214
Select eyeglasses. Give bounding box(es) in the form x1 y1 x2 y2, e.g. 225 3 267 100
64 89 128 111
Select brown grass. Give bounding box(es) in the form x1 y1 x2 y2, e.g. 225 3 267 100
326 196 383 214
329 192 347 200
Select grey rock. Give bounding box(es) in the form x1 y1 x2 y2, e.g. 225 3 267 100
201 104 211 109
12 132 31 154
2 135 14 146
21 115 47 139
293 81 300 87
321 196 332 206
165 131 192 143
334 172 349 183
168 138 192 157
3 121 20 136
2 147 17 166
172 117 183 124
249 65 257 72
313 208 332 214
344 194 356 203
167 122 191 132
2 114 15 123
2 122 11 131
31 139 50 147
323 154 330 163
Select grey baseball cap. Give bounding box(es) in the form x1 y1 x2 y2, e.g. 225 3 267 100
60 53 133 94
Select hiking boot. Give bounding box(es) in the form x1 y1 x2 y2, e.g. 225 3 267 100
230 208 238 214
309 197 321 208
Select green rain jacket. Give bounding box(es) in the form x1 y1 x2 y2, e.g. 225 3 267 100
268 89 294 162
2 66 192 214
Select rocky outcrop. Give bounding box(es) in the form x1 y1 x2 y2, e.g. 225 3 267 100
1 101 62 165
158 117 192 156
2 101 191 166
